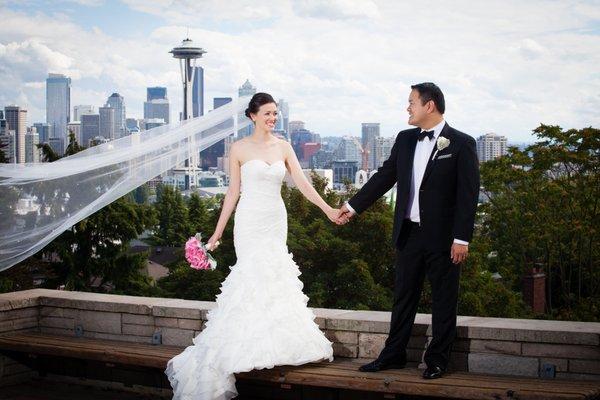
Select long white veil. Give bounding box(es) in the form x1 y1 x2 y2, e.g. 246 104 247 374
0 97 250 271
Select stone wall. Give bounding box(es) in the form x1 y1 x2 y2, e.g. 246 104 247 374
1 289 599 385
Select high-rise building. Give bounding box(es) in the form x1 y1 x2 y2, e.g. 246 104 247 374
144 87 170 124
48 137 64 156
192 67 204 117
5 105 27 163
371 136 395 169
238 79 256 97
332 160 359 186
126 118 139 133
99 105 115 140
202 97 231 169
335 136 362 164
310 149 335 169
237 80 257 139
106 93 126 139
361 123 380 170
477 133 507 163
0 131 16 163
276 99 289 136
0 110 6 135
46 73 71 151
25 127 40 163
291 128 315 161
67 121 81 144
73 105 94 122
81 114 100 147
288 120 305 135
33 122 52 144
147 87 167 101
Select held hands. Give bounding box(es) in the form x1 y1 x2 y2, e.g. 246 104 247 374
335 203 355 225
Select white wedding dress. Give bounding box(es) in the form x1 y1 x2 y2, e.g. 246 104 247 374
165 159 334 400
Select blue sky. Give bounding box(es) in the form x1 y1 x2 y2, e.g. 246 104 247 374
1 0 599 142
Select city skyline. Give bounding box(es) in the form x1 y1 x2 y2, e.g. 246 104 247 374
0 1 598 142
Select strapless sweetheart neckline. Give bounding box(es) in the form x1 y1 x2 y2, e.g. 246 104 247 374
241 159 285 169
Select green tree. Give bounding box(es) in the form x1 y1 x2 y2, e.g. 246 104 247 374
154 185 192 246
188 192 210 234
479 125 599 321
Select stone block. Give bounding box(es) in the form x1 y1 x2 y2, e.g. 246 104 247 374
539 357 568 372
468 339 521 356
74 310 121 334
122 313 154 325
159 327 194 347
358 333 387 358
0 317 38 333
515 330 599 346
40 327 74 336
522 343 600 360
122 323 156 336
178 319 202 331
152 306 201 320
332 342 358 358
325 330 358 344
326 310 391 333
40 306 63 318
0 307 38 321
155 317 179 328
39 317 73 330
569 359 600 374
468 353 539 377
449 351 469 371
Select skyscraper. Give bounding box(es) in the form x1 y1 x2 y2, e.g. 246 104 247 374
99 105 115 140
192 67 204 117
335 136 362 164
46 73 71 152
33 122 52 144
372 136 395 169
0 131 15 163
476 133 507 163
81 114 100 147
288 120 305 135
238 79 256 97
276 99 289 135
147 87 168 101
0 110 6 135
25 127 40 163
361 123 380 170
73 105 94 122
237 80 257 139
106 93 126 139
5 105 27 163
202 97 231 169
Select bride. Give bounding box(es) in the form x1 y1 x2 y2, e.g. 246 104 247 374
165 93 340 399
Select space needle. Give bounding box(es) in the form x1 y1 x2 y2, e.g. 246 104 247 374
170 38 206 189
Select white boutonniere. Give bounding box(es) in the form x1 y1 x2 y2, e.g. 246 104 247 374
431 137 450 161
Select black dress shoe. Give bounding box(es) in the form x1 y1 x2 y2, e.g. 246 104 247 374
359 359 406 372
422 365 445 379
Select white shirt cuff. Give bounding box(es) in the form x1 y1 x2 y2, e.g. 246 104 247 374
453 238 469 245
344 201 356 215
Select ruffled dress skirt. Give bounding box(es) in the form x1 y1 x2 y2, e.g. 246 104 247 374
165 173 334 400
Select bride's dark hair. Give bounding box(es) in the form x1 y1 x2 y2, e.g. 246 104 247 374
245 93 276 119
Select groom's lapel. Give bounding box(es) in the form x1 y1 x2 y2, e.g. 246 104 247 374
421 122 450 187
405 130 419 181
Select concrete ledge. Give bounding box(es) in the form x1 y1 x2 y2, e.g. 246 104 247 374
1 289 599 381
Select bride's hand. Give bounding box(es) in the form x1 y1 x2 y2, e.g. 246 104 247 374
206 233 221 251
325 207 342 225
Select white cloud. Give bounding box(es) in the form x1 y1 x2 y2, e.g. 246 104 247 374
0 0 598 142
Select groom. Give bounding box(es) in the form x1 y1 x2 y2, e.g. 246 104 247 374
337 83 479 379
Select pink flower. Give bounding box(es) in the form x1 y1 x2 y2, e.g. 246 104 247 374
185 234 217 270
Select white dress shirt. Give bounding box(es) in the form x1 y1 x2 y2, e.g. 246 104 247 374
346 119 468 246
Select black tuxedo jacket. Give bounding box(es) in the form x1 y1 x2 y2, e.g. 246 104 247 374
348 123 480 252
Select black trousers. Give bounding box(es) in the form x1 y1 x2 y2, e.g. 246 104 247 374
378 220 460 369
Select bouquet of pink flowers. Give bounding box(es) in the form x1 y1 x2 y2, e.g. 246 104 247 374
184 233 217 270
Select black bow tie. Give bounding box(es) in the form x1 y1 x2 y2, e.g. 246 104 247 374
418 130 435 141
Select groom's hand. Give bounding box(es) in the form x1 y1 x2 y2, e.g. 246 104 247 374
336 204 355 225
451 243 468 264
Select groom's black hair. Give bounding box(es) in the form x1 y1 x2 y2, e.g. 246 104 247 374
411 82 445 114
